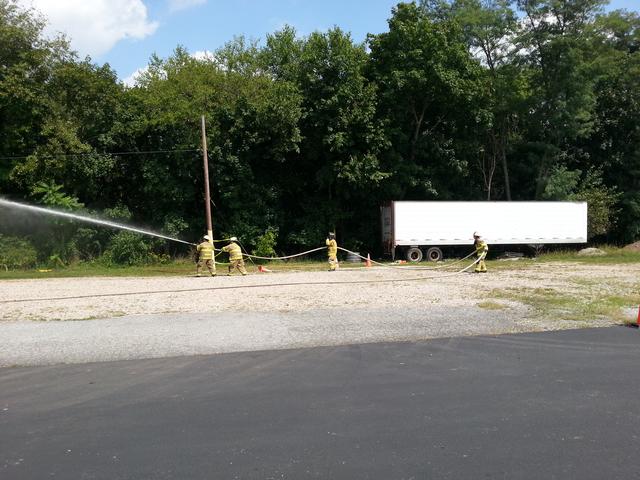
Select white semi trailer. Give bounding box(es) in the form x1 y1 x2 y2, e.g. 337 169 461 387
381 201 588 262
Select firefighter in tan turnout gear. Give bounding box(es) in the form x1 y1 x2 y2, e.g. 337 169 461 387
473 232 488 273
223 237 247 276
326 232 338 271
196 235 216 277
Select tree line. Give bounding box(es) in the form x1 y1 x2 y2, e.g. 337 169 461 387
1 0 639 266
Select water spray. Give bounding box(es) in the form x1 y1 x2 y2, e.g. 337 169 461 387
0 198 195 246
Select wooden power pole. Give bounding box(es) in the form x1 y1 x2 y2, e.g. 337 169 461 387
201 115 215 269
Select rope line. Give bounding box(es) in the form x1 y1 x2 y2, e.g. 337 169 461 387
242 246 326 260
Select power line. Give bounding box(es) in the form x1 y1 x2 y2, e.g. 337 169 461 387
0 148 200 161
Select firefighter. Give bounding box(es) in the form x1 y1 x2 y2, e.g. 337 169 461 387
473 231 488 273
326 232 338 271
223 236 247 276
196 235 216 277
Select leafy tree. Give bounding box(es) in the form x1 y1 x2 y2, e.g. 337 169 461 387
259 26 388 246
568 170 621 239
30 180 83 210
581 9 640 241
368 2 485 201
515 0 607 197
2 0 640 258
448 0 526 199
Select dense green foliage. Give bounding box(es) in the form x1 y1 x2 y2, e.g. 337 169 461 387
0 234 37 269
1 0 639 266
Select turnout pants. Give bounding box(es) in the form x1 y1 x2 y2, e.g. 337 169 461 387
197 259 216 276
228 259 247 275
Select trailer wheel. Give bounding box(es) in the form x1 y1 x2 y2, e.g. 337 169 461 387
426 247 443 262
405 247 423 263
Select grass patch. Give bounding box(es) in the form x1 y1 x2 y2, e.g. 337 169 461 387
0 246 637 280
537 246 640 264
492 285 640 323
0 261 196 280
0 258 371 280
477 301 508 310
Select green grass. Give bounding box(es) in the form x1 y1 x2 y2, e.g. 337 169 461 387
477 301 508 310
536 246 640 264
0 245 637 280
492 284 640 324
0 258 371 280
470 246 640 271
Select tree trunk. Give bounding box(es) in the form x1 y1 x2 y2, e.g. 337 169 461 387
500 138 511 200
409 103 427 163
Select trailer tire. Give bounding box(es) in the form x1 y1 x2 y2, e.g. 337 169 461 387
426 247 443 262
405 247 423 263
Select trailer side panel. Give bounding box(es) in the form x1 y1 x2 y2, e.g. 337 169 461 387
393 201 587 247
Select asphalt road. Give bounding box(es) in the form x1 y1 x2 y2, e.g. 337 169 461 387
1 326 639 479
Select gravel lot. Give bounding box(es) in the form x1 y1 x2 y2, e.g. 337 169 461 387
1 262 638 366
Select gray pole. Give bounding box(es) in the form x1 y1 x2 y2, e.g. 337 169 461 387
201 115 215 269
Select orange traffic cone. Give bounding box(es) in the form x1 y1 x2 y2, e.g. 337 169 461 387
637 305 640 328
258 265 272 273
365 254 372 267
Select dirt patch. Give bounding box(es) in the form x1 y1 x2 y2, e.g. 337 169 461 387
623 241 640 252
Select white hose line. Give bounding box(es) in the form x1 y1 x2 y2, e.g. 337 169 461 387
212 243 479 273
213 246 326 261
338 247 476 271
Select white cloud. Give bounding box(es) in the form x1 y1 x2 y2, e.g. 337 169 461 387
17 0 158 58
168 0 206 13
122 66 148 87
191 50 215 61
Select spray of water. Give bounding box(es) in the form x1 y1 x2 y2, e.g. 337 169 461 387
0 198 195 246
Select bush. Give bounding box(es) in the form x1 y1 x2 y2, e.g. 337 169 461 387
252 228 278 258
0 235 38 270
103 231 152 266
69 228 102 260
568 170 621 239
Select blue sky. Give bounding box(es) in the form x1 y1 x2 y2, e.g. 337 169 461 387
18 0 640 83
104 0 403 82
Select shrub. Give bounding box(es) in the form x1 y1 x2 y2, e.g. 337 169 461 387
103 231 152 266
0 235 38 270
69 228 102 260
253 228 278 258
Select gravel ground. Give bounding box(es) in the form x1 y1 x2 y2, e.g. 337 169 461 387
0 262 638 366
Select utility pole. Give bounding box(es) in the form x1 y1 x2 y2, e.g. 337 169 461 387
201 115 215 270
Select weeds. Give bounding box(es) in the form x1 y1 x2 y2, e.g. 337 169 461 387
492 283 640 323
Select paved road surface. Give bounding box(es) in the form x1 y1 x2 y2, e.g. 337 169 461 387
1 326 639 479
